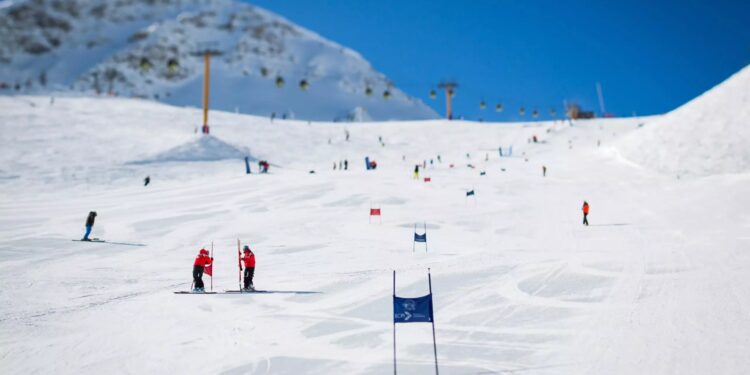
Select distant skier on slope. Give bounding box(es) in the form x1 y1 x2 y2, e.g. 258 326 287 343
241 246 256 291
144 176 150 186
81 211 97 241
542 166 547 177
413 164 420 179
582 201 590 226
192 248 213 292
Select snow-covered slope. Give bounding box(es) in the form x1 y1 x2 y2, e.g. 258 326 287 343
0 0 438 121
1 96 749 374
618 65 750 177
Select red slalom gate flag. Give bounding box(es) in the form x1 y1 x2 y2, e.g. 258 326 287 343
204 243 213 277
424 177 431 182
204 262 213 276
370 208 381 216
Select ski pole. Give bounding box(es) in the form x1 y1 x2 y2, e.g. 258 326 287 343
210 241 214 292
237 239 242 292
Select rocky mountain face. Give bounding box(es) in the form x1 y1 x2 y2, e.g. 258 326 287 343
0 0 438 121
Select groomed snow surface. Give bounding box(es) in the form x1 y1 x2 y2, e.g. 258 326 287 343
1 95 749 374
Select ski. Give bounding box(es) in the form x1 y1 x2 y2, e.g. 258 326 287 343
71 239 146 246
174 291 218 294
224 290 268 294
222 290 320 295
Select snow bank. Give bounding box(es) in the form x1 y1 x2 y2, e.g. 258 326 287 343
618 65 750 176
131 135 252 164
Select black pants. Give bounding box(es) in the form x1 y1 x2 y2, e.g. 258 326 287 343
244 267 255 289
193 265 204 289
583 213 589 226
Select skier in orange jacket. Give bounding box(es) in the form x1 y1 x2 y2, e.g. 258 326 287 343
582 201 590 226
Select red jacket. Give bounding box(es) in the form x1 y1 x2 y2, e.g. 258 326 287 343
582 203 590 214
242 253 256 268
194 254 212 267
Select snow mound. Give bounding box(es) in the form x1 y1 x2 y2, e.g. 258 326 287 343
334 106 373 122
131 135 252 164
618 65 750 176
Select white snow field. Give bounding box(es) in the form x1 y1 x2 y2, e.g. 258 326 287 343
1 92 749 374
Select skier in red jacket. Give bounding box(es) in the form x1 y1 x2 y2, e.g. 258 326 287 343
582 201 590 226
193 248 212 292
241 246 256 291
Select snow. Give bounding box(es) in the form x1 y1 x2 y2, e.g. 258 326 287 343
618 64 750 177
1 95 749 374
130 135 252 164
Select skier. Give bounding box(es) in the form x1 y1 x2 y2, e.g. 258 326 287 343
258 160 269 173
81 211 97 241
193 248 213 292
413 164 420 179
542 166 547 177
344 160 348 170
582 201 590 226
498 147 503 157
241 246 256 291
144 176 150 186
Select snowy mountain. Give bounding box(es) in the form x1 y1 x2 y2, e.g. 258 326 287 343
618 65 750 177
0 0 439 121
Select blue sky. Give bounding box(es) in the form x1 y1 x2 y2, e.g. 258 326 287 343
247 0 750 121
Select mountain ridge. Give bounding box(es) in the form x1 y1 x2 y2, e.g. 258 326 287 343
0 0 439 121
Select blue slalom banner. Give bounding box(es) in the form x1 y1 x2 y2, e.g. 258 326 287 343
394 295 433 323
392 270 439 374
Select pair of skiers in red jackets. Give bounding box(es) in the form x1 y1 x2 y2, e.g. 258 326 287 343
192 246 256 292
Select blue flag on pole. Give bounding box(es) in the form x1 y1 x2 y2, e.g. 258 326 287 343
394 294 433 323
466 190 475 197
414 233 427 242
